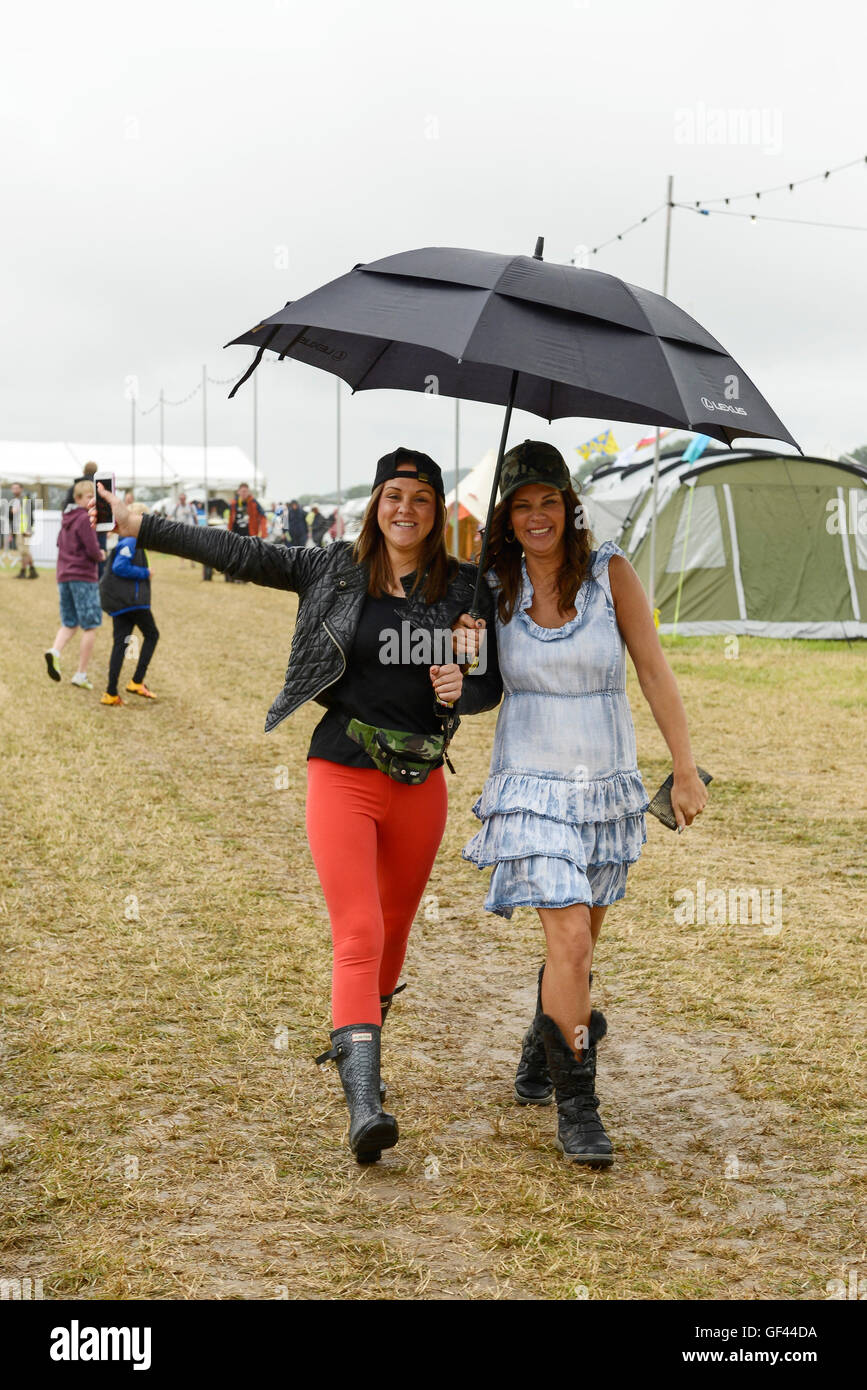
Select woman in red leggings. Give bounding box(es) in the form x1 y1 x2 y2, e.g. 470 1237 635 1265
92 450 501 1164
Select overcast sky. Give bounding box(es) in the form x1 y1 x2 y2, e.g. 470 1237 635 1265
3 0 866 498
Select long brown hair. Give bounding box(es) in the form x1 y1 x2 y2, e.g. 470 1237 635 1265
485 483 594 623
352 482 456 602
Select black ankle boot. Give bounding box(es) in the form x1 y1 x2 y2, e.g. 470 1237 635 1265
316 1023 398 1164
536 1008 613 1168
378 982 406 1103
514 968 594 1105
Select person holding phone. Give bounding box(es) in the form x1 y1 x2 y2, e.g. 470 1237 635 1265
44 479 104 689
89 450 502 1165
456 441 708 1169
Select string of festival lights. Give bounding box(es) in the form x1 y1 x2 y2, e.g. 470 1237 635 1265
587 152 867 255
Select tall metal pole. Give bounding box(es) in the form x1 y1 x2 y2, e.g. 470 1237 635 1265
648 175 674 612
159 388 165 497
335 377 342 508
131 395 136 494
453 397 460 557
202 364 208 519
253 368 259 499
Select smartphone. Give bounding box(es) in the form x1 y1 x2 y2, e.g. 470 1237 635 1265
93 472 116 531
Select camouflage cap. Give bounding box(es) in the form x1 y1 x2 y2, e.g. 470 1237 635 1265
498 440 571 502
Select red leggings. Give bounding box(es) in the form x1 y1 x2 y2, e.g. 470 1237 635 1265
306 758 448 1028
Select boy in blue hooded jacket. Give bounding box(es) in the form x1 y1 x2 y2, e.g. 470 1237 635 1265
99 504 160 705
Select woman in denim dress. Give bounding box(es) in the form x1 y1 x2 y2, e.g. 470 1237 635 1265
460 440 708 1168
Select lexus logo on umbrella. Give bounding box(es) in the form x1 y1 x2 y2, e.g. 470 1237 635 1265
702 396 748 416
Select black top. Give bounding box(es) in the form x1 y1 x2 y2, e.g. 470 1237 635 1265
308 592 448 770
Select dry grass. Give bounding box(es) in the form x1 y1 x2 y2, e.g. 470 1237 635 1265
0 555 864 1300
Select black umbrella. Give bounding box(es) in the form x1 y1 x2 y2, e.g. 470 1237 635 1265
226 238 799 610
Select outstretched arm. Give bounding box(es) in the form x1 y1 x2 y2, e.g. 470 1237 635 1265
608 554 708 830
89 484 326 593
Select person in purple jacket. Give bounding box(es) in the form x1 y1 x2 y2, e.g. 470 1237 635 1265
44 479 104 690
99 502 159 706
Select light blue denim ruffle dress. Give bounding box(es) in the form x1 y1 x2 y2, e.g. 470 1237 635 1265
462 541 649 918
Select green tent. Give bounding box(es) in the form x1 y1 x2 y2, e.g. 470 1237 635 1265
608 452 867 638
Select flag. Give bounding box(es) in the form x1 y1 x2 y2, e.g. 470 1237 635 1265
634 429 672 452
681 434 712 464
576 429 619 461
614 429 673 468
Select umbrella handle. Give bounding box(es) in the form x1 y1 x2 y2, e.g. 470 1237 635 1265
469 367 519 616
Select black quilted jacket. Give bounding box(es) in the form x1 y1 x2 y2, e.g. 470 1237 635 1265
137 514 502 733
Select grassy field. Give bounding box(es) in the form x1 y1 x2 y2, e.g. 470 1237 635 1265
0 554 864 1300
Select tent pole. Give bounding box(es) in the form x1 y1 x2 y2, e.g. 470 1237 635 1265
672 481 696 635
648 174 674 613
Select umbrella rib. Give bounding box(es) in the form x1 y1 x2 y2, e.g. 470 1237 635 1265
278 326 310 360
228 327 280 398
617 282 699 430
351 340 394 393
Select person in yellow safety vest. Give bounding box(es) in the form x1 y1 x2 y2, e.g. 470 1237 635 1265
8 482 38 578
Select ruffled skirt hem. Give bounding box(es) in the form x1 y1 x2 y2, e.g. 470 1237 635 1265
472 768 649 826
468 854 632 920
461 768 648 919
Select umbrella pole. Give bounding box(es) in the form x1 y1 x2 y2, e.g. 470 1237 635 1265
469 369 519 616
452 397 460 557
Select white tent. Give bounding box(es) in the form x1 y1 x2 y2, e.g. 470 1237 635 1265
443 448 498 522
582 463 654 542
0 441 259 495
579 438 684 543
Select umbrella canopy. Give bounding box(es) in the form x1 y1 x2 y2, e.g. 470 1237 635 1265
227 244 798 451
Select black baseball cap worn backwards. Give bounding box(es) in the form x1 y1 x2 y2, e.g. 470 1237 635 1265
373 448 445 500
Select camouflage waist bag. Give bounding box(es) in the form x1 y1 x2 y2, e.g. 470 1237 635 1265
345 718 445 786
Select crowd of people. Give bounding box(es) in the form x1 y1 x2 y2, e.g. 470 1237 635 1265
170 490 343 554
11 467 343 703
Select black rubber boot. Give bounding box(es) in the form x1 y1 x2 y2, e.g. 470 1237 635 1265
537 1008 613 1168
316 1023 398 1164
514 968 593 1105
514 966 553 1105
378 982 406 1103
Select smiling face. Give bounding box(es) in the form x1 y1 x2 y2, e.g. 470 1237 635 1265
509 483 567 559
376 467 437 555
